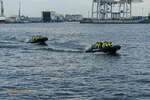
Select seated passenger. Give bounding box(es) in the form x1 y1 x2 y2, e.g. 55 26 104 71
110 42 112 46
105 41 110 47
95 42 99 48
95 42 103 48
99 42 103 48
102 42 106 48
31 36 35 40
31 36 42 41
102 41 112 48
95 41 113 48
108 42 112 47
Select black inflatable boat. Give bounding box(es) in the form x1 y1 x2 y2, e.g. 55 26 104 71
86 45 121 54
28 36 48 45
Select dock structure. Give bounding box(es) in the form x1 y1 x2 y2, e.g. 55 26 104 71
91 0 142 20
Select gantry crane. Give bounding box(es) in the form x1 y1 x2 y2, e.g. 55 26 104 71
91 0 143 20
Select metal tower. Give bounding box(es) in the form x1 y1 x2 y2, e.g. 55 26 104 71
91 0 139 20
0 0 4 16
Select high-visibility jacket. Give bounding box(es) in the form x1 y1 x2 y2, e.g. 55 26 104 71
96 43 99 48
102 43 106 48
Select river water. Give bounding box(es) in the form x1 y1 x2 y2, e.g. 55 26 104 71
0 23 150 100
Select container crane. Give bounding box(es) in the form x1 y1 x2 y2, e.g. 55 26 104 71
91 0 143 20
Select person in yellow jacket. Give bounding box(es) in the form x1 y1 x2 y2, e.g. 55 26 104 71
106 42 111 47
31 36 35 40
95 41 112 48
31 36 43 41
105 42 108 47
108 42 112 47
95 42 99 48
102 42 106 48
102 41 112 48
99 42 103 48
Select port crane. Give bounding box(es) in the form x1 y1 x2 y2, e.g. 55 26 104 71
91 0 143 20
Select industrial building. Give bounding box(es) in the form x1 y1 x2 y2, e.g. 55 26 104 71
42 11 51 22
65 14 83 22
42 11 64 23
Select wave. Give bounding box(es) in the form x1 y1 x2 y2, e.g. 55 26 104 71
45 47 85 53
0 44 22 49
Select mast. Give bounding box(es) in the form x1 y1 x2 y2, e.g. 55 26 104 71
0 0 4 16
18 0 21 17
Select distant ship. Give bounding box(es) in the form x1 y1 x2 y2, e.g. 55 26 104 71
0 16 5 24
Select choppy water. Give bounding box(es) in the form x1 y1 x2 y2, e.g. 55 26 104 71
0 23 150 100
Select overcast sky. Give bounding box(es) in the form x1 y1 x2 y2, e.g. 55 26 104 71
3 0 150 17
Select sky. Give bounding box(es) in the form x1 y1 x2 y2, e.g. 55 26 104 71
3 0 150 17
